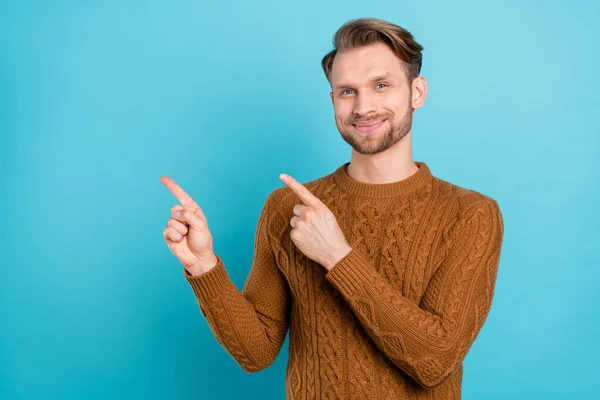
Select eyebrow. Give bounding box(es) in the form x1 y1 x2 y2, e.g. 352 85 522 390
333 73 395 89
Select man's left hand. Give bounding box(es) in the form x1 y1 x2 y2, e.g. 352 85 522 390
280 173 352 271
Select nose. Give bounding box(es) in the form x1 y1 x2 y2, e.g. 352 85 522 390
353 92 377 117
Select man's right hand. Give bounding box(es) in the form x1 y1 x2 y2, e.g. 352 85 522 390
160 175 218 276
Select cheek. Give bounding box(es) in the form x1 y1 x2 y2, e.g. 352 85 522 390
388 99 409 117
334 105 353 123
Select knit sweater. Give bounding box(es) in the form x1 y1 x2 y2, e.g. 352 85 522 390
184 161 504 400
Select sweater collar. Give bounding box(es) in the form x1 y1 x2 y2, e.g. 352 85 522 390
332 161 433 198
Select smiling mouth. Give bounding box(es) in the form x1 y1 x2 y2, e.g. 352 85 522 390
353 119 387 133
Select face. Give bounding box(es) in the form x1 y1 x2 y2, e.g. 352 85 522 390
329 43 422 155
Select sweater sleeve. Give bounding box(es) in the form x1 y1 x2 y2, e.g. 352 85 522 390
183 193 291 373
324 198 504 389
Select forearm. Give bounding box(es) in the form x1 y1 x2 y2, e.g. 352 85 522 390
326 251 475 387
325 199 504 388
185 254 289 372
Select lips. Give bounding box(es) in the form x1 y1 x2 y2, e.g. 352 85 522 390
354 119 387 133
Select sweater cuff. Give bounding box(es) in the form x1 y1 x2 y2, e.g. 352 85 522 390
325 248 375 297
183 254 230 301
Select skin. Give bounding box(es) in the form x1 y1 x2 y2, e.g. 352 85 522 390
279 173 352 271
162 42 429 274
329 42 428 184
277 42 429 270
161 175 218 276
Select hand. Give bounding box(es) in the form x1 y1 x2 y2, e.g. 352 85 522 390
279 173 352 271
160 176 217 275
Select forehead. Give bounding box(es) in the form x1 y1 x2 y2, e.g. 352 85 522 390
330 43 406 86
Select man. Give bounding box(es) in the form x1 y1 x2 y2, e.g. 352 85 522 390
161 17 504 400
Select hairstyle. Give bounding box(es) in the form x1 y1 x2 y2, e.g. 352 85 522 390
321 18 424 85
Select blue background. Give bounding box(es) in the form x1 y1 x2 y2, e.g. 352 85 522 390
1 0 599 399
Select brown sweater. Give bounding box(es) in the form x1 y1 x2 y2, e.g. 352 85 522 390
184 161 504 399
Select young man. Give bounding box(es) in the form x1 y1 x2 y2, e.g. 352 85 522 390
161 17 504 400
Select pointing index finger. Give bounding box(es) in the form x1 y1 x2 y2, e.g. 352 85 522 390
160 175 200 210
280 173 320 207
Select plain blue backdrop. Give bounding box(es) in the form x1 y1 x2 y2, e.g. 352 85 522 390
1 0 599 399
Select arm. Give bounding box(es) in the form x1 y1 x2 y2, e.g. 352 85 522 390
325 198 504 389
184 193 291 373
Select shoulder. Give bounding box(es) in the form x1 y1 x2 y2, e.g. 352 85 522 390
432 175 501 218
430 176 503 246
430 177 504 250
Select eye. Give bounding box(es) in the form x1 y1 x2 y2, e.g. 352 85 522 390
341 89 355 95
376 83 388 89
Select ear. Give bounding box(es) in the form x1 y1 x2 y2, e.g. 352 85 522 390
411 76 428 109
329 91 334 105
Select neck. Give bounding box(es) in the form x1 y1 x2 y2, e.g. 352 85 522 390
347 130 417 184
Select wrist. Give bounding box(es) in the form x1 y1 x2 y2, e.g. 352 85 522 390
325 245 352 271
188 254 218 276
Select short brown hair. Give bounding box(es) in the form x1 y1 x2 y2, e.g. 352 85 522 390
321 18 424 85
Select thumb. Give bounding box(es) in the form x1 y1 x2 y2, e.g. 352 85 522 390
174 207 207 230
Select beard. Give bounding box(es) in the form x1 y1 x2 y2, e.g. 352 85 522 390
337 103 414 155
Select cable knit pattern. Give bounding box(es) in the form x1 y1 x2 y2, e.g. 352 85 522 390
184 161 504 399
